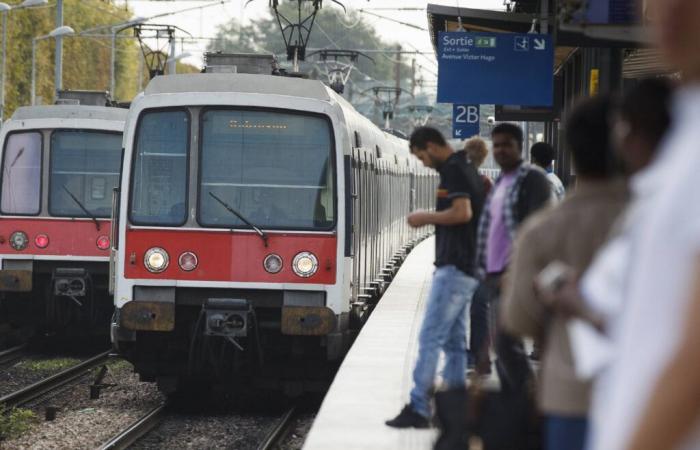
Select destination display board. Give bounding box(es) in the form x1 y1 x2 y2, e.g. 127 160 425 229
437 32 554 107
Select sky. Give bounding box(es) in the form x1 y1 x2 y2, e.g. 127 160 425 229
114 0 508 88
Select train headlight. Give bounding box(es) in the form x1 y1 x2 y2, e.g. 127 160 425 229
144 247 169 273
10 231 28 251
263 254 283 274
178 251 198 272
292 252 318 278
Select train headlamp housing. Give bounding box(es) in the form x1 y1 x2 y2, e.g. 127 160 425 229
178 251 198 272
263 254 283 274
144 247 169 273
292 252 318 278
10 231 28 251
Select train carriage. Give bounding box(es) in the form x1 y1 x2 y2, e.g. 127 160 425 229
110 71 436 394
0 103 127 337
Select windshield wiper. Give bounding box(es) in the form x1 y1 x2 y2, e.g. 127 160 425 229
208 191 268 247
63 185 100 231
9 147 24 168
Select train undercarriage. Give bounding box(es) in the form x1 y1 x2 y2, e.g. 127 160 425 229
112 287 351 395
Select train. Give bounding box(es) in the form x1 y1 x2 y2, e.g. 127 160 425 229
107 56 438 394
0 93 126 339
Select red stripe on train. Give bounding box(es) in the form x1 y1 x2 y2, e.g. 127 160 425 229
0 218 111 257
123 229 337 284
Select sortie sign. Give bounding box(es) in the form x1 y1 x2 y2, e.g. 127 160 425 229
437 31 554 107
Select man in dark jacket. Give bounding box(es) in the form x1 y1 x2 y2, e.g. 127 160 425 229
469 123 552 374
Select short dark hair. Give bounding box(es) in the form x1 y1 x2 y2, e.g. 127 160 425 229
530 142 556 168
620 77 673 149
491 123 523 149
565 96 615 178
409 126 447 151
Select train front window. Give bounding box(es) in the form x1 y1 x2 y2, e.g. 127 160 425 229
130 110 189 226
49 130 122 218
198 109 335 230
1 132 42 215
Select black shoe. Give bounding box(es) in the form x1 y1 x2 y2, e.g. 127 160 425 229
385 404 430 429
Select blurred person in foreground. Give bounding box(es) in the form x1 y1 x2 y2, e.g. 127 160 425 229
530 142 565 202
461 137 494 194
591 0 700 448
471 123 552 375
386 127 484 428
500 96 628 450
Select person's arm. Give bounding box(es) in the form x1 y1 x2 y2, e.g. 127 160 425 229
522 171 553 218
625 259 700 450
501 219 547 337
407 197 472 227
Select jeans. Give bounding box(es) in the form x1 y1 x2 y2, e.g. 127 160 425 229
410 265 479 418
545 415 588 450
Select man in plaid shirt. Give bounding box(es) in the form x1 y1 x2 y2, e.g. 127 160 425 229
469 123 552 375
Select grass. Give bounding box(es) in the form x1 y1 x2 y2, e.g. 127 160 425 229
0 405 37 441
17 357 80 373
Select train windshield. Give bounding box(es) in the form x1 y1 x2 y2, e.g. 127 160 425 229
130 110 189 226
1 132 42 215
49 130 122 218
198 109 335 230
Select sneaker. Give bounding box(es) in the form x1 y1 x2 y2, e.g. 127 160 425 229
385 404 430 429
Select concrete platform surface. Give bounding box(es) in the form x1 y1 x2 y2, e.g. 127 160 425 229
303 237 437 450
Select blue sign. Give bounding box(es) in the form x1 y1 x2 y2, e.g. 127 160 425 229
452 104 480 139
437 32 554 107
585 0 635 24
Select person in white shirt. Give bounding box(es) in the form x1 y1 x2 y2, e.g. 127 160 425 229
605 1 700 449
530 142 565 202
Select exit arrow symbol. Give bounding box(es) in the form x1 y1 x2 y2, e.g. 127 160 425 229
456 129 462 136
534 39 546 50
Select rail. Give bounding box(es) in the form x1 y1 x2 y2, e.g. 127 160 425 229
0 350 111 409
98 404 166 450
256 406 297 450
0 344 28 367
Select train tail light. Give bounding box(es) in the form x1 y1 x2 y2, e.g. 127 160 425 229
96 235 110 250
34 234 49 249
178 251 198 271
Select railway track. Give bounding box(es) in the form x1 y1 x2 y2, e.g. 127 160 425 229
0 343 28 367
0 350 111 409
98 404 299 450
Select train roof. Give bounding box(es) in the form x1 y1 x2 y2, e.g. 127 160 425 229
144 73 331 101
10 105 128 122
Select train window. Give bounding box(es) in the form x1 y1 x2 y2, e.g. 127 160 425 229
48 130 122 218
1 132 42 215
198 109 335 230
130 109 189 226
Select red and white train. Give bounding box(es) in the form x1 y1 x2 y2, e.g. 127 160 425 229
0 100 126 338
110 65 436 393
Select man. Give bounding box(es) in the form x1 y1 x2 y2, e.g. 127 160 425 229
385 126 484 428
501 97 627 450
470 123 552 374
531 142 565 201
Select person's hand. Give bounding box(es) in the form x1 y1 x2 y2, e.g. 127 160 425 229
407 211 428 228
535 275 606 332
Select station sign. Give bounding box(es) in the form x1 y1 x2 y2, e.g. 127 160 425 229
452 104 479 139
437 32 554 107
580 0 636 24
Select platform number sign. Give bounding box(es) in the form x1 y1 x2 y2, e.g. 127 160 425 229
452 104 480 139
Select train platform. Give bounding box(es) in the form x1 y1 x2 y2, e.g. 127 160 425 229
304 237 439 450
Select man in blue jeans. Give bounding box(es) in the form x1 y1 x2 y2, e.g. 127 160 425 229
386 127 484 428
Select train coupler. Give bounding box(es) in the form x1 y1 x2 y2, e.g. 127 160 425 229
53 268 89 298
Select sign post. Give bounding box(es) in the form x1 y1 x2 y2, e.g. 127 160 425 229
452 104 480 139
437 32 554 107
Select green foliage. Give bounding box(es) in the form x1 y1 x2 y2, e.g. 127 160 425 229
0 405 37 441
1 0 141 117
17 357 79 372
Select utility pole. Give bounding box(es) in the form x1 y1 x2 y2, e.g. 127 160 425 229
167 35 176 75
410 58 416 98
54 0 63 100
394 45 401 117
